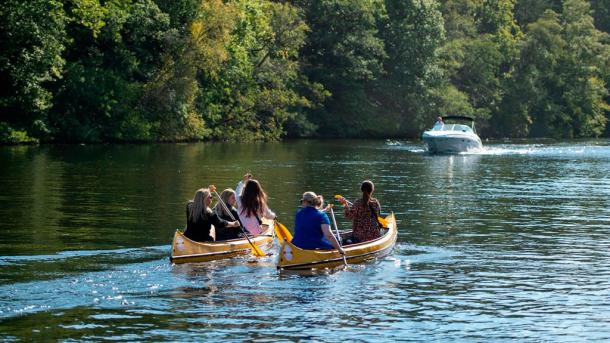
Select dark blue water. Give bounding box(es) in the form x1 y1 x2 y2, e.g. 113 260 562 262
1 140 609 341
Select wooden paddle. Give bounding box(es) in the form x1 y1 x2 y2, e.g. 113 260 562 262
334 194 389 227
329 205 347 266
210 185 266 257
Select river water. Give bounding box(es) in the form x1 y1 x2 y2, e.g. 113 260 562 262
1 140 609 341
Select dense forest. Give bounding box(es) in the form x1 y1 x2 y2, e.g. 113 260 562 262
1 0 609 143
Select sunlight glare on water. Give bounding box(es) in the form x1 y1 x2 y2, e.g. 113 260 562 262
1 139 609 341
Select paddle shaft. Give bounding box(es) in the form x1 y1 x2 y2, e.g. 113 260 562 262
329 206 347 266
329 207 342 245
213 191 264 256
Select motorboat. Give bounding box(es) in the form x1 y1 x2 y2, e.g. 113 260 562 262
421 116 482 154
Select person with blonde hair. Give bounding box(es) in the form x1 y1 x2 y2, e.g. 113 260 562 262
235 173 276 235
291 191 345 254
184 187 240 242
314 195 331 212
212 188 244 240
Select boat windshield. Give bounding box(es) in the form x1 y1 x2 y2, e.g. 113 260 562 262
432 124 473 132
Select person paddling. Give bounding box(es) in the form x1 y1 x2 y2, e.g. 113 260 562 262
212 188 244 240
235 173 276 235
291 192 345 254
337 180 382 243
184 187 240 242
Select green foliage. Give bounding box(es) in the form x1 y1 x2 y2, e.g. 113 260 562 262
0 122 38 144
296 0 387 136
0 0 67 141
440 0 479 40
514 0 561 26
47 0 174 142
557 0 609 137
376 0 446 135
439 0 523 136
194 0 312 141
590 0 610 33
1 0 609 143
497 1 609 138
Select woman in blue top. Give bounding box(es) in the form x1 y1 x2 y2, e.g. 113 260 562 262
291 191 345 255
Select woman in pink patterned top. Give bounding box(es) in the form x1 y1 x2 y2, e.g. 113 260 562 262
338 180 382 243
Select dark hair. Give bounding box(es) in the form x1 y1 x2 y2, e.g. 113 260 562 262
361 180 374 209
240 179 268 217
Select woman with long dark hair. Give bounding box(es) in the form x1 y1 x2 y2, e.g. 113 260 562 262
235 174 276 235
337 180 382 243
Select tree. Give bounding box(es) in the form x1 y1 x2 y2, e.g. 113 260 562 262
499 0 609 138
497 10 564 137
440 0 523 135
514 0 560 27
375 0 445 135
556 0 609 137
589 0 610 33
296 0 387 137
48 0 175 142
194 0 312 141
0 0 67 142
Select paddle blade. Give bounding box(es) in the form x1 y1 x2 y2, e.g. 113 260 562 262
377 216 389 228
274 221 293 243
250 242 266 257
334 194 350 206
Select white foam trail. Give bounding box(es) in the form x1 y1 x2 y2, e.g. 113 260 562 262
0 246 170 265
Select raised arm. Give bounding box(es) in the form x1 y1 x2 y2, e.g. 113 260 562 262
343 200 356 219
337 196 356 219
235 181 244 210
264 207 276 220
235 173 253 210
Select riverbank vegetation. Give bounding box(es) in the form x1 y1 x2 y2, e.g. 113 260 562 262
1 0 609 143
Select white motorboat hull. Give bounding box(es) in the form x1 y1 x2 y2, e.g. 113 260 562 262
422 131 482 154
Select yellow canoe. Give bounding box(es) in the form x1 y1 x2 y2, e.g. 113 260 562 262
277 213 397 270
170 219 274 264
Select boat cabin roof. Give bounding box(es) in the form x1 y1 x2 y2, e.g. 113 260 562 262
443 115 475 122
432 123 474 132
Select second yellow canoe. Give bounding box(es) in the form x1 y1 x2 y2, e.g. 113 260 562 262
277 213 397 270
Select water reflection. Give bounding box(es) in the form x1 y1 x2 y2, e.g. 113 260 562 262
1 140 610 340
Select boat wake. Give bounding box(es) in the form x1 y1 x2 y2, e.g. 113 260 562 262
0 245 181 319
0 246 169 265
463 143 610 157
385 140 610 157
